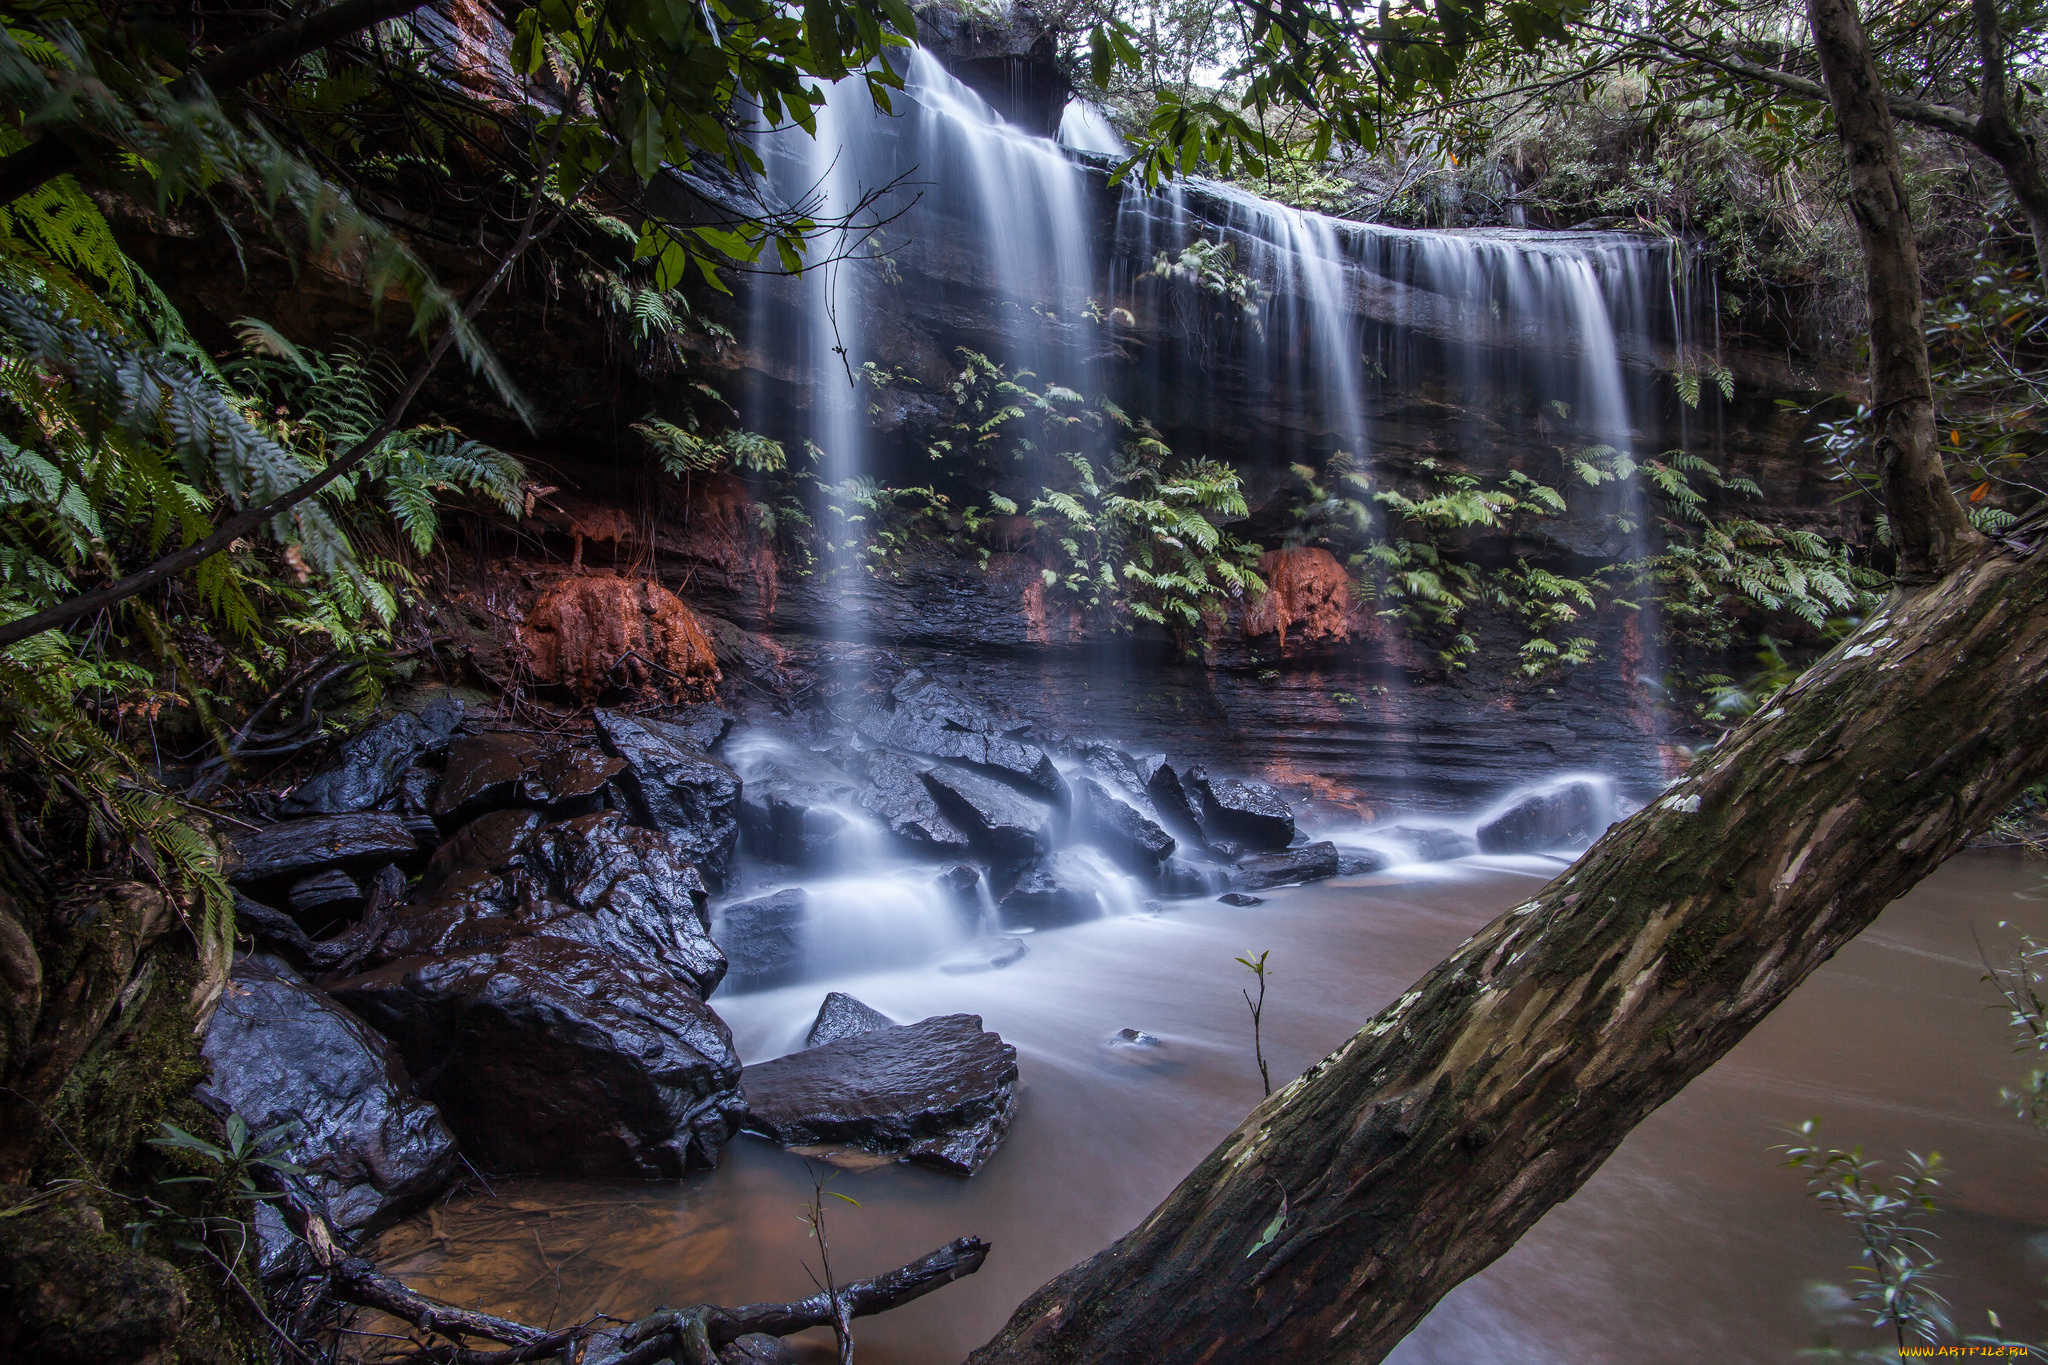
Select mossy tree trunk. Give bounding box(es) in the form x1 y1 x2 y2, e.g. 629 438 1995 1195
965 7 2022 1361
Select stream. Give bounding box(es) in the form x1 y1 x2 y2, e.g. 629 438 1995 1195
367 847 2048 1362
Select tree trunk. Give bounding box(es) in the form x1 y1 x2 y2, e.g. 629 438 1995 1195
967 532 2048 1365
1806 0 1981 580
1968 0 2048 274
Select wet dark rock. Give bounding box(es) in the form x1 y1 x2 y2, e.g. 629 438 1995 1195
1338 851 1387 875
430 734 624 828
850 750 971 855
199 954 457 1266
999 854 1101 928
937 935 1028 974
806 991 897 1048
0 1189 187 1365
528 814 724 996
1157 857 1218 896
1138 755 1204 837
922 765 1053 858
230 813 420 893
288 868 364 919
1106 1027 1161 1048
1071 776 1174 873
859 671 1064 799
714 888 808 989
935 862 981 904
418 809 544 900
1389 825 1479 862
394 765 441 839
736 754 858 867
594 710 743 885
665 704 736 753
280 703 461 817
740 1013 1018 1176
1217 892 1265 907
1079 744 1154 809
328 934 743 1177
1232 841 1340 889
1185 767 1295 850
1476 780 1605 853
1206 840 1246 863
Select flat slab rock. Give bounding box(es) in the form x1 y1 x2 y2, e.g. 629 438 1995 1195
1232 841 1340 890
230 813 419 893
740 1014 1018 1176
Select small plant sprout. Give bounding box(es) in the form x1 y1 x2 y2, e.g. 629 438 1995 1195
797 1160 862 1365
1237 949 1273 1098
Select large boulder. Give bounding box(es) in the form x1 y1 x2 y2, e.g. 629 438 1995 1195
1070 777 1174 873
594 710 743 884
734 752 859 867
1137 755 1205 839
1476 780 1606 853
921 765 1053 858
806 991 896 1048
432 732 622 828
1231 841 1341 890
328 934 744 1177
713 888 808 989
279 703 462 817
999 854 1101 927
1184 767 1295 850
740 1014 1018 1176
858 672 1064 799
230 813 420 895
1077 744 1154 810
199 954 457 1266
527 814 725 996
850 750 972 855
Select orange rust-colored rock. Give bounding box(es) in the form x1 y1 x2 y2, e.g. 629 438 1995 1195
519 575 721 703
1242 547 1358 650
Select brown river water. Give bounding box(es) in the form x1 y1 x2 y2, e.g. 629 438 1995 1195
366 851 2048 1363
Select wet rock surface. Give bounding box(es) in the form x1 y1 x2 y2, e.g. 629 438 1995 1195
199 954 457 1263
850 749 972 854
806 991 897 1048
999 854 1103 927
328 934 743 1177
1390 825 1480 862
280 703 461 817
1138 755 1205 839
432 733 623 828
594 710 743 884
1231 841 1341 889
230 813 420 893
922 765 1053 858
1070 776 1174 873
714 888 808 989
1217 892 1265 907
740 1013 1018 1175
528 814 725 996
1186 767 1295 850
937 935 1028 974
860 671 1064 798
735 752 859 867
1477 779 1605 852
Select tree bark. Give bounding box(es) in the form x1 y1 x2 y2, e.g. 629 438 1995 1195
1805 0 1980 581
966 531 2048 1364
1969 0 2048 272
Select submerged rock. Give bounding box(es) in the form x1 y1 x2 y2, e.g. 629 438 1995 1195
740 1014 1018 1176
851 749 972 855
230 813 420 893
806 991 897 1048
1157 857 1219 896
934 862 982 905
1070 776 1174 873
999 854 1101 927
1217 892 1265 907
1232 841 1341 890
594 710 743 883
937 935 1028 974
1476 780 1605 853
1338 850 1387 875
279 703 461 817
714 888 808 989
1388 825 1479 862
328 934 744 1177
1185 767 1295 850
859 671 1064 799
1106 1027 1161 1048
921 765 1053 858
199 954 457 1266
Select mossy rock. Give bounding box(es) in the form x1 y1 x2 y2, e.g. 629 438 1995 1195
0 1188 187 1364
